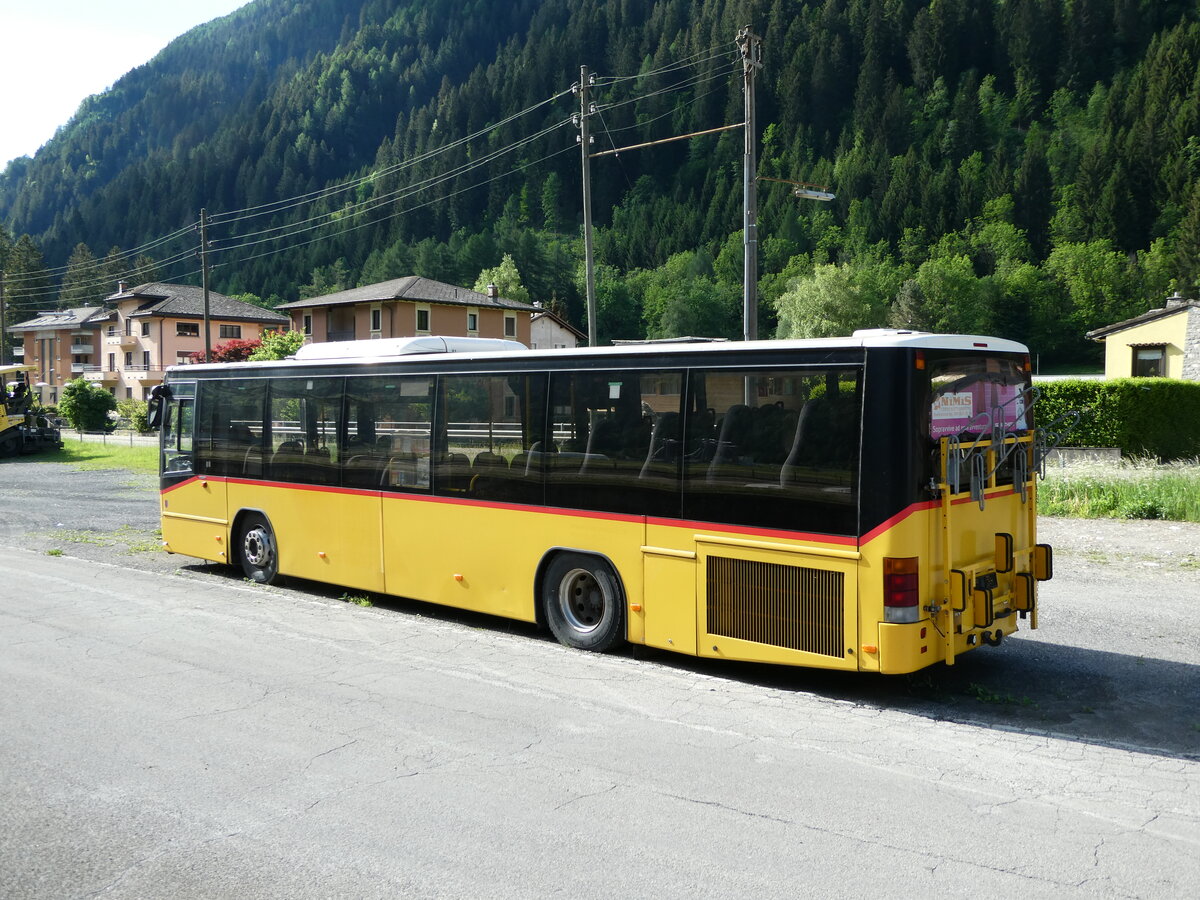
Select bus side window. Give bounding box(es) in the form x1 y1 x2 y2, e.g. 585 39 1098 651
266 377 341 485
683 368 860 534
196 380 266 477
435 373 544 503
345 375 433 492
546 370 681 517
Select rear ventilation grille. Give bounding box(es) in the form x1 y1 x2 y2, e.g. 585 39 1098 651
706 557 845 657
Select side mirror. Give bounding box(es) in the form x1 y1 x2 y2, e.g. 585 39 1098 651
147 384 168 430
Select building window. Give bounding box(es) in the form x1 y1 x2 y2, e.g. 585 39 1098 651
504 314 516 338
141 322 151 337
108 353 116 372
416 305 431 333
177 322 200 337
219 324 242 339
124 351 133 367
142 350 151 369
371 307 382 333
467 310 479 333
126 387 133 399
1132 345 1167 377
176 351 193 365
302 314 313 336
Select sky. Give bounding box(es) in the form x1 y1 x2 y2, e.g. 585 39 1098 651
0 0 250 167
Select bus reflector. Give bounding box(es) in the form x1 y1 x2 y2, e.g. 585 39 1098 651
914 350 926 370
1033 544 1053 581
883 557 920 623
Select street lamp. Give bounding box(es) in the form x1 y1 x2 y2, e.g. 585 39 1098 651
792 185 836 202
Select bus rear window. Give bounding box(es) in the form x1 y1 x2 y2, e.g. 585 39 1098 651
927 357 1030 440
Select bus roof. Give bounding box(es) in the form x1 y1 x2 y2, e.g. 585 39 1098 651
169 330 1029 375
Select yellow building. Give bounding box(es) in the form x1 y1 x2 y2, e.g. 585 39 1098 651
1086 292 1200 380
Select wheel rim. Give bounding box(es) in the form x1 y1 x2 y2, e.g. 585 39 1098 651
557 567 609 634
243 525 275 571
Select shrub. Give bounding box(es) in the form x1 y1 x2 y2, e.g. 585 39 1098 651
116 398 151 434
249 329 304 360
1036 378 1200 459
58 378 118 432
188 337 262 363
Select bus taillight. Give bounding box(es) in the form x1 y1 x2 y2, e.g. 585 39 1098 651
884 557 921 623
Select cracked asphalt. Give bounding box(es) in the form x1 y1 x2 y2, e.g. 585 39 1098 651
1 459 1197 896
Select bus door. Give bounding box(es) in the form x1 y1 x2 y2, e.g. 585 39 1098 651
156 382 229 561
928 356 1048 663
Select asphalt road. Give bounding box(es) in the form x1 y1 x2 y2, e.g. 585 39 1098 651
1 459 1197 897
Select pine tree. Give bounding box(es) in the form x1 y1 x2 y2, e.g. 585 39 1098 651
60 243 100 308
4 235 51 323
1176 182 1200 294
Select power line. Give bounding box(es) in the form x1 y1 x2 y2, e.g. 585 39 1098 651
1 222 198 284
591 43 734 85
227 144 578 269
210 88 574 228
217 118 573 254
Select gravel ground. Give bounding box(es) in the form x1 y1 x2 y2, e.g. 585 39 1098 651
1039 515 1200 573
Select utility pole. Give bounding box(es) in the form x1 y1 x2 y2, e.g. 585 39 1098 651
576 66 598 347
739 26 762 342
199 209 212 362
0 271 7 367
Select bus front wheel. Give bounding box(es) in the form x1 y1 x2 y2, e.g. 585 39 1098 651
238 514 278 584
542 553 624 652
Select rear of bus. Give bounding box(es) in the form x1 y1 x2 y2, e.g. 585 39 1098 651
856 334 1051 673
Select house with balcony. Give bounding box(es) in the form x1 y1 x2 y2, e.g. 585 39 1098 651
274 276 538 346
4 306 113 404
1086 291 1200 380
90 282 291 399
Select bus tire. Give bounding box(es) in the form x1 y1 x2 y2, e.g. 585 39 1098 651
542 553 625 652
238 514 279 584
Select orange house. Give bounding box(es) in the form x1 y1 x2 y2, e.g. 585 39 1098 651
275 276 537 346
4 306 112 404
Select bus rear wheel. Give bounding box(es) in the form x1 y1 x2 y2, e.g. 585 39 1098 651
238 514 278 584
542 553 624 652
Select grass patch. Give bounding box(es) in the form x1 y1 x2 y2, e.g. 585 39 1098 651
55 442 159 474
1038 458 1200 522
339 592 374 608
46 525 163 554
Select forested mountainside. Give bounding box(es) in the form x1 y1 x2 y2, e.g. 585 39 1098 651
2 0 1199 363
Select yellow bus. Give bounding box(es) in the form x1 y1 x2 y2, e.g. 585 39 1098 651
150 331 1052 674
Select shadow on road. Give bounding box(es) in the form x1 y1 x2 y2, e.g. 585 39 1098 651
184 562 1200 763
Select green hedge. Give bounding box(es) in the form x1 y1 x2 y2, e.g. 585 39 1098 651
1035 378 1200 460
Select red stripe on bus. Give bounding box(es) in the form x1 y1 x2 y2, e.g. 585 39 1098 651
645 517 858 546
859 487 1020 544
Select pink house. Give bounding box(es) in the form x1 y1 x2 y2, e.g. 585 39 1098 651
90 282 290 400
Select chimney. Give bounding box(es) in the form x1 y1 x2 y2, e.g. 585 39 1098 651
117 281 127 294
486 282 498 300
1165 290 1187 308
